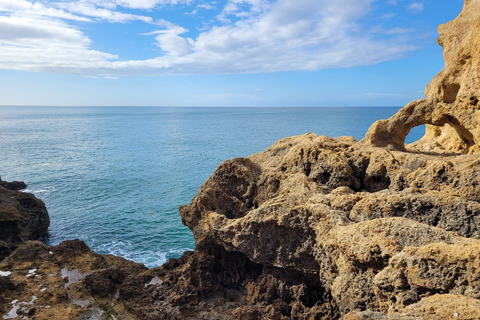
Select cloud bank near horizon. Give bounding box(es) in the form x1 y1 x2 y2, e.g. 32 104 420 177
0 0 424 76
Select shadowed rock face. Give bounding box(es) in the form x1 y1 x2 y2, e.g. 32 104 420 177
362 0 480 154
179 133 480 319
2 1 480 319
0 180 49 261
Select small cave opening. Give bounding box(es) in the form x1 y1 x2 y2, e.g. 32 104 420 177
404 125 426 144
404 122 474 154
442 83 460 103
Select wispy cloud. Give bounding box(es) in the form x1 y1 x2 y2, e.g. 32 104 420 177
387 0 400 5
408 2 424 13
0 0 90 21
0 0 419 76
55 2 155 23
371 25 413 35
216 0 271 23
143 20 192 56
186 1 217 16
381 12 395 20
91 0 194 10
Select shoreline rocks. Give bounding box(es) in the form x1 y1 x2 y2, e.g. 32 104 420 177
0 180 49 262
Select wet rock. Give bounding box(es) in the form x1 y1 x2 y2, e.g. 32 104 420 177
0 180 49 261
0 240 147 320
0 178 27 191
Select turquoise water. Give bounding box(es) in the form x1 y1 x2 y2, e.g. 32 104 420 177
0 107 424 268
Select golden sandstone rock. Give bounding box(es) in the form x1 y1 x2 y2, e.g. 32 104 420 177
363 0 480 154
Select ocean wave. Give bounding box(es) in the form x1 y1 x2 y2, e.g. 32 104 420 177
95 240 190 269
22 186 57 195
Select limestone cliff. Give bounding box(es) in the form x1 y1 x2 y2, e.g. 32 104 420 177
2 1 480 319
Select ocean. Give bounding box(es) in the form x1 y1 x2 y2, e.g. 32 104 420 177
0 107 425 268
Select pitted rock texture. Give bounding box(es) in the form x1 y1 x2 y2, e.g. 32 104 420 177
0 240 148 320
0 179 49 261
0 240 339 320
179 133 480 318
363 0 480 154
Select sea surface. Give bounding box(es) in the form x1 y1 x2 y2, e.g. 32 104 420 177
0 107 425 268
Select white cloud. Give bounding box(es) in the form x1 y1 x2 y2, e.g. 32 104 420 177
143 20 192 56
52 0 194 11
0 15 117 73
0 0 419 76
408 2 424 13
0 0 90 21
381 12 395 20
114 0 193 9
216 0 270 22
55 2 154 23
197 2 216 10
370 25 413 35
186 1 217 16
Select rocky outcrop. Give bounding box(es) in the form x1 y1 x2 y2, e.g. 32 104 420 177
0 240 148 319
172 0 480 317
2 1 480 319
0 179 49 261
0 179 27 191
363 0 480 154
176 133 480 319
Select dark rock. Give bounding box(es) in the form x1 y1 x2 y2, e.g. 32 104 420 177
0 181 49 261
0 178 27 191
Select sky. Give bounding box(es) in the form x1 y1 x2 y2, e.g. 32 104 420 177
0 0 465 107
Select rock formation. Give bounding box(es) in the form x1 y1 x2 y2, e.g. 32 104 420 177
2 1 480 319
0 179 49 261
363 0 480 154
0 240 148 319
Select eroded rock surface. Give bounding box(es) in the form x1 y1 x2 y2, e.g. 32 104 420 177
0 179 49 261
363 0 480 154
0 240 148 319
172 1 480 317
178 133 480 319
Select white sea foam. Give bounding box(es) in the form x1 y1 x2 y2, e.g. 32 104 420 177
96 240 190 269
22 186 56 195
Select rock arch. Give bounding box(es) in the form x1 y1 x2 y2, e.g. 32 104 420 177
361 99 477 154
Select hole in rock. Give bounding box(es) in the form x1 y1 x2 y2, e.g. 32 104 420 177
442 83 460 103
469 96 479 106
404 125 426 144
404 122 474 154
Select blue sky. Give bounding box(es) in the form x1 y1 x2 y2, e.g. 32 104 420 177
0 0 464 106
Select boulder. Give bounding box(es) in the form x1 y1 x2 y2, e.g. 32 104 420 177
0 180 49 261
